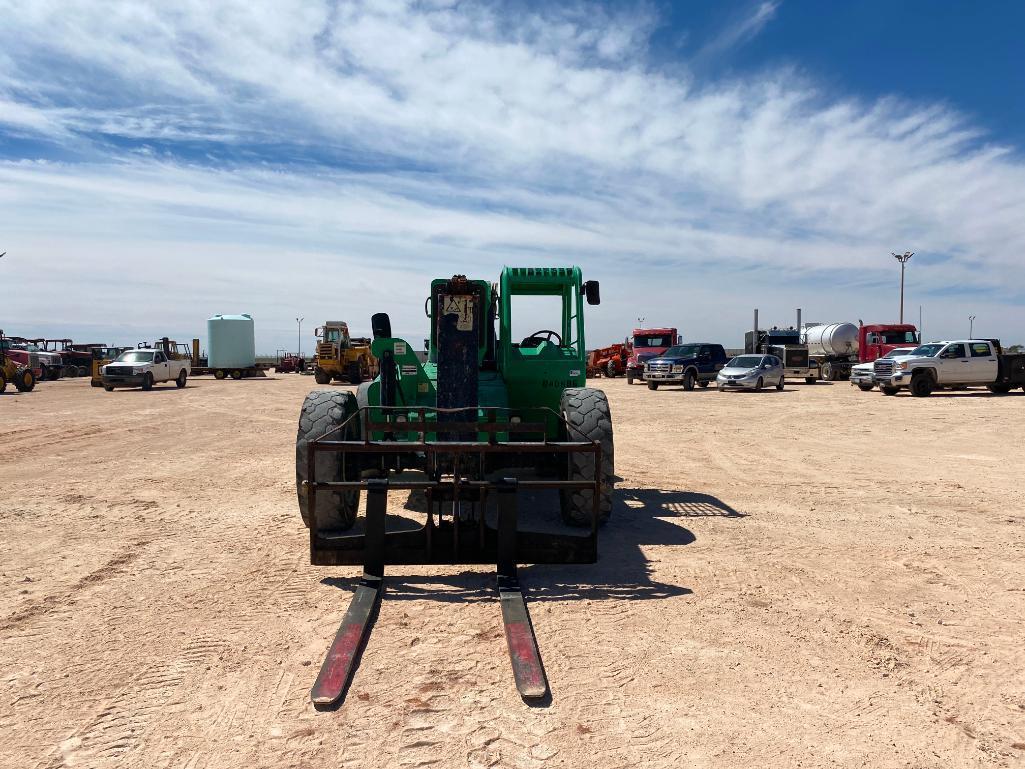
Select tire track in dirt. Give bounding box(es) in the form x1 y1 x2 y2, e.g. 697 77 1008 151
1 542 149 632
33 634 229 769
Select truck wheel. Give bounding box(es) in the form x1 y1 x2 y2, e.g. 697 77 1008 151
90 378 102 388
0 371 7 393
626 372 634 385
230 370 243 380
314 368 331 385
776 377 785 390
647 381 658 390
214 369 226 380
910 373 934 397
176 370 188 388
104 385 115 392
986 383 1013 394
605 361 617 378
347 362 363 384
296 390 361 530
880 385 899 396
804 377 817 384
821 362 833 381
141 372 154 391
78 366 89 378
559 387 614 527
698 380 709 388
858 384 875 392
683 371 696 391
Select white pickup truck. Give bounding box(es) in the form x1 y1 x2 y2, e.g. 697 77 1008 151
101 348 190 391
873 339 1025 397
849 346 918 391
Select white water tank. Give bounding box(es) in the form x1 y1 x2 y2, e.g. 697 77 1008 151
208 314 256 369
804 322 859 357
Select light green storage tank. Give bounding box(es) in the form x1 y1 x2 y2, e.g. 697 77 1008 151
207 314 256 369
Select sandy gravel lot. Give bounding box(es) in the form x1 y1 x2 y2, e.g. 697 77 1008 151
1 375 1024 768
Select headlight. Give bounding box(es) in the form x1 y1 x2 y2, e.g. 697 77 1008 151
672 365 684 374
133 367 145 374
898 361 909 370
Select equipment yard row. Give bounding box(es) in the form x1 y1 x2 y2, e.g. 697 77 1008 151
1 375 1023 768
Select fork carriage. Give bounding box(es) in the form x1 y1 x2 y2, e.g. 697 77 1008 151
303 404 601 705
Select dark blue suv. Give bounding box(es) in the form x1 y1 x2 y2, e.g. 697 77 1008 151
644 343 728 390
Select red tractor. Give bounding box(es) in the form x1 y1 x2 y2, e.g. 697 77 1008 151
587 342 631 378
275 351 306 373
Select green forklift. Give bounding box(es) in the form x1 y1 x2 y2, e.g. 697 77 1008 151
296 266 613 706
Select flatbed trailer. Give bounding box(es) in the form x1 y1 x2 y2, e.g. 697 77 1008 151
190 364 269 379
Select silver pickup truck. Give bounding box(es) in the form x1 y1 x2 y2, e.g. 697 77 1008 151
102 348 191 391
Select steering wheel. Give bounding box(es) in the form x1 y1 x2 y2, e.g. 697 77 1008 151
520 329 563 348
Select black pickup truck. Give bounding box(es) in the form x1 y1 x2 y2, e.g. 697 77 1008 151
643 343 727 390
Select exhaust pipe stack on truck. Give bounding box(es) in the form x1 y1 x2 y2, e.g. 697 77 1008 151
746 309 816 383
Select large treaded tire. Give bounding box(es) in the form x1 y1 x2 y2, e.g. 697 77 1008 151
559 387 614 527
296 390 361 530
15 368 36 392
314 368 331 385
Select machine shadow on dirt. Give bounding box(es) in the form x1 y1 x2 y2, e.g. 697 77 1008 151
321 486 744 604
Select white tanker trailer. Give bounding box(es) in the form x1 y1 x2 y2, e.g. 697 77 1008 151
802 321 860 380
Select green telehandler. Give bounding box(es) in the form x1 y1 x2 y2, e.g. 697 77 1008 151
296 266 613 706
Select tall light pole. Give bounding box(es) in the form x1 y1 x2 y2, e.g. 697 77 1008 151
892 251 913 323
296 317 304 358
969 315 976 338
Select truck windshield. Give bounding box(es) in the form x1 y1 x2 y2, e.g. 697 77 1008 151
727 356 763 368
635 334 673 347
116 351 155 363
882 330 920 344
909 344 943 357
663 345 700 358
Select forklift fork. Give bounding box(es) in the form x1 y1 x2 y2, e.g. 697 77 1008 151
310 478 547 707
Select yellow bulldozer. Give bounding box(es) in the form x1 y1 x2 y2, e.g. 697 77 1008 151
312 321 378 385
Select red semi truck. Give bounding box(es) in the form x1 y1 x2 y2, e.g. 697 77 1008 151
803 321 921 380
625 327 680 385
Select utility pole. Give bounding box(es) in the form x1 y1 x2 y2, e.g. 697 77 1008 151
892 251 913 324
296 317 304 358
969 315 976 338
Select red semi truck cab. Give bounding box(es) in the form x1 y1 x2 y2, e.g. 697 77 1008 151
625 327 679 384
859 323 920 363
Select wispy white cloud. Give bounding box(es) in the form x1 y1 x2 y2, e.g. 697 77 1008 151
696 0 780 59
0 0 1022 348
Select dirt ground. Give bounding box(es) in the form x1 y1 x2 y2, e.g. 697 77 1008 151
1 374 1024 769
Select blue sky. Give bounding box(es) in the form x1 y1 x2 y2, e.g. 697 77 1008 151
1 0 1023 351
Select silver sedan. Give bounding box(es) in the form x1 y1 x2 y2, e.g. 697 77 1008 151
716 354 785 390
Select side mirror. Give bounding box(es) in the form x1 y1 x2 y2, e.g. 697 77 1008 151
423 338 430 352
676 335 682 345
371 312 392 339
583 280 600 305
